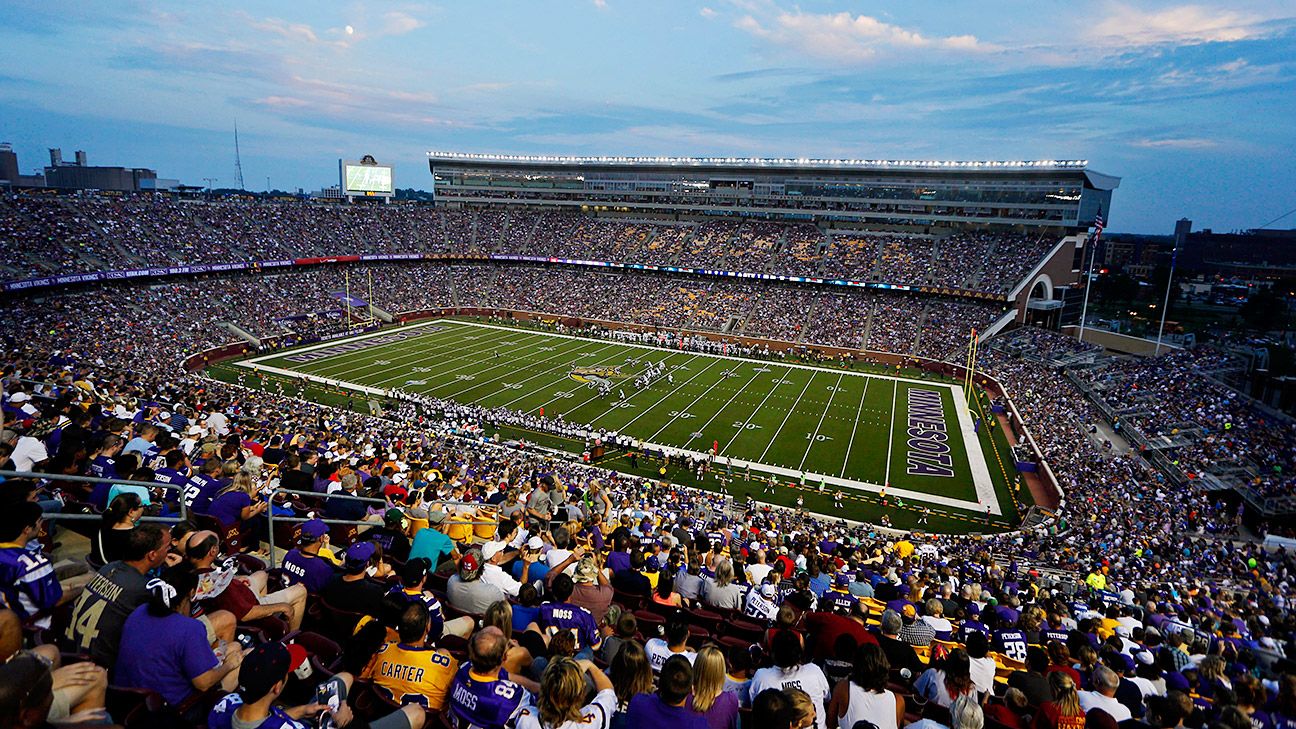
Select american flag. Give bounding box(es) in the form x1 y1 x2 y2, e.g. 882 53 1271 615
1093 211 1105 234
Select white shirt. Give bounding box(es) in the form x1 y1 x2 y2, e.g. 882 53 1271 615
482 562 522 598
752 663 831 729
517 688 616 729
206 411 229 435
969 656 997 696
1079 691 1133 722
921 615 953 634
746 563 774 585
645 638 696 674
547 548 574 572
11 436 48 472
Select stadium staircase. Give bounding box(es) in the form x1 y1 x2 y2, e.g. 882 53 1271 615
222 322 262 348
762 231 789 274
967 236 998 290
50 197 149 270
911 303 932 354
795 297 821 343
860 298 878 346
467 211 481 252
186 203 255 261
519 214 544 255
864 236 885 281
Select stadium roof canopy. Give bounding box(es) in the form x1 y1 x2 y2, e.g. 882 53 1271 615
429 151 1093 172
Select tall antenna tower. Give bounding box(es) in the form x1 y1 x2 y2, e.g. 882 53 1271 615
233 120 246 190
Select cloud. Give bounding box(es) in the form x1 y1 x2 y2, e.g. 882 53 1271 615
1085 4 1285 48
244 15 322 44
734 9 999 63
593 0 608 9
700 7 717 19
1131 137 1219 149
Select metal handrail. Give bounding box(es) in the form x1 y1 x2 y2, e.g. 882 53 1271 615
0 469 190 520
265 488 498 564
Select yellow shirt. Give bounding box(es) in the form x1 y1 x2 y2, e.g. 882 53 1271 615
895 540 915 559
363 642 459 710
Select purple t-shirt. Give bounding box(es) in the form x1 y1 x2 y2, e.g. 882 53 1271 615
115 606 218 706
688 689 740 729
625 693 709 729
607 551 630 574
208 491 252 527
281 549 336 594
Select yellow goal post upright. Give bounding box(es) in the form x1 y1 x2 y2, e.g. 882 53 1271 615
962 327 979 416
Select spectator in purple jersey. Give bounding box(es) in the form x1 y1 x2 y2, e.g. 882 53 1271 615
183 456 224 514
448 626 529 729
280 519 337 594
538 574 601 659
86 434 123 508
0 501 80 625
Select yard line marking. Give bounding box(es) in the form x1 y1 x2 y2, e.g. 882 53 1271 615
722 365 793 453
622 357 725 436
358 328 562 389
883 379 899 488
840 376 871 478
317 326 541 384
799 373 844 470
435 337 608 400
758 371 817 462
298 326 470 375
681 365 765 450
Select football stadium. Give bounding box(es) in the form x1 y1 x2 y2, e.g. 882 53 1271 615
1 4 1294 729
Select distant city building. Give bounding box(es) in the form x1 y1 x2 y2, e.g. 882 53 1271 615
43 147 157 192
0 143 47 188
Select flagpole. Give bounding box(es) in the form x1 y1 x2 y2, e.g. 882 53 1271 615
1077 214 1103 343
1154 239 1178 355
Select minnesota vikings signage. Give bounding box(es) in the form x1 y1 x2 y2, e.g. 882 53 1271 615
569 366 624 387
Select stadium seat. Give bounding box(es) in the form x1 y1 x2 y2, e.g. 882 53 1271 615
106 686 170 729
683 607 723 634
720 619 765 645
612 587 645 611
632 610 666 639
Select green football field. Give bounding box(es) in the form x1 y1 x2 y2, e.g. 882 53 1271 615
220 319 1028 533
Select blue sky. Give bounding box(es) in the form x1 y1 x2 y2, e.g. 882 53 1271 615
1 1 1293 233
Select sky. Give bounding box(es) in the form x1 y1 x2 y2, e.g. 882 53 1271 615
0 1 1293 234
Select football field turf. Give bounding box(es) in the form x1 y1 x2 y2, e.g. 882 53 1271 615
226 319 1027 532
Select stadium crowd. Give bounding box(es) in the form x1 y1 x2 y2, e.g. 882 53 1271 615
1 192 1061 296
0 261 1291 729
0 188 1292 729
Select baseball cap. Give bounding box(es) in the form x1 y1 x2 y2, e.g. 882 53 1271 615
481 541 507 561
298 519 328 545
835 574 851 587
7 392 29 403
459 550 482 580
343 541 377 570
238 642 309 701
760 584 776 598
383 508 405 525
526 536 544 550
426 509 448 525
574 557 598 583
902 604 917 620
